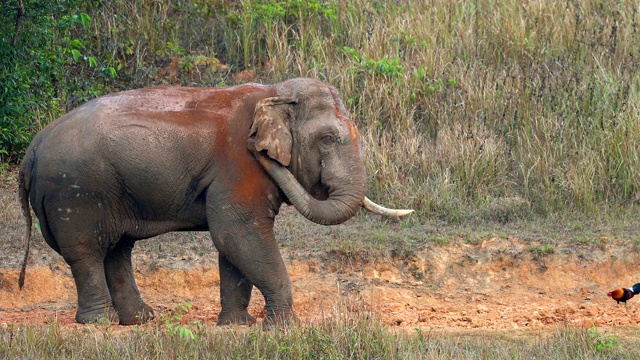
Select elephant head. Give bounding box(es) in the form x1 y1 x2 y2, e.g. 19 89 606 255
249 78 412 225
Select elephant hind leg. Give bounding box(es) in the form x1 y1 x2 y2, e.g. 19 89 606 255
49 225 118 323
104 237 155 325
66 256 119 324
217 254 256 326
42 194 124 324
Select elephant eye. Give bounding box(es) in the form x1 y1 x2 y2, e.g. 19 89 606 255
321 135 335 145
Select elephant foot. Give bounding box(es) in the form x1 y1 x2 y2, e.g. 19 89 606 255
118 303 156 325
262 311 299 330
76 305 119 325
216 310 256 326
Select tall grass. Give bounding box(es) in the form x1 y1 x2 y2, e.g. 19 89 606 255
2 315 640 359
10 0 640 222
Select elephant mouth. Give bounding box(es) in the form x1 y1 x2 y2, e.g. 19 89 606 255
310 183 330 200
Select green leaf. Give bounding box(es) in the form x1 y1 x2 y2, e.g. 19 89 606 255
70 39 83 49
71 49 82 62
179 327 195 340
342 46 361 62
104 67 117 78
88 56 97 67
80 13 91 29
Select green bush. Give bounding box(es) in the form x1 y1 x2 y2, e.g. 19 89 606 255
0 1 116 163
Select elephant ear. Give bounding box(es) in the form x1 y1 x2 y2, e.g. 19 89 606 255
249 97 297 166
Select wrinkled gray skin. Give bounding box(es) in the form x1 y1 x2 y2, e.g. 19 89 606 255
18 78 369 327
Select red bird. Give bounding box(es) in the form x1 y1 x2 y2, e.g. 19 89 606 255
608 283 640 305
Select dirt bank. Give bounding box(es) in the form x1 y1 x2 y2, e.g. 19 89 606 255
1 233 639 333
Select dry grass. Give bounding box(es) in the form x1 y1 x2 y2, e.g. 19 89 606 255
0 315 639 359
2 312 640 359
14 0 637 223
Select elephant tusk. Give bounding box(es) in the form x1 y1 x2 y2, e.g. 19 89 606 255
362 196 415 217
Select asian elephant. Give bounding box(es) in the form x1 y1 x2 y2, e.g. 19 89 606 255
17 77 412 327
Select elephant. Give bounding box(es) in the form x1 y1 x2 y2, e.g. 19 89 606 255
17 77 412 327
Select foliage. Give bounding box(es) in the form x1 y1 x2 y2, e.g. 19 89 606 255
0 0 116 163
160 301 198 340
343 46 404 78
2 0 640 223
586 326 620 354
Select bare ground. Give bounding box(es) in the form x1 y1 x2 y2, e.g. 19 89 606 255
1 172 640 338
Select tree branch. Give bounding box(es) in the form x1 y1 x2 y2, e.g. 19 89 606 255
12 0 26 46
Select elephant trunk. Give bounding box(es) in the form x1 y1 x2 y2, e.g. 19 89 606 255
254 151 414 225
255 152 366 225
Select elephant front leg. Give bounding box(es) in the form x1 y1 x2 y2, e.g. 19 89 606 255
208 208 297 328
104 238 155 325
217 254 256 326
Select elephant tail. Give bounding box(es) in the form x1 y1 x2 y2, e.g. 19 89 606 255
17 164 32 290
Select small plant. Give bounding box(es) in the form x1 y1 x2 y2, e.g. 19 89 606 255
161 301 197 340
343 47 403 78
432 236 450 245
410 268 424 280
178 57 195 73
158 41 185 57
528 244 554 261
64 13 95 64
586 326 619 353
